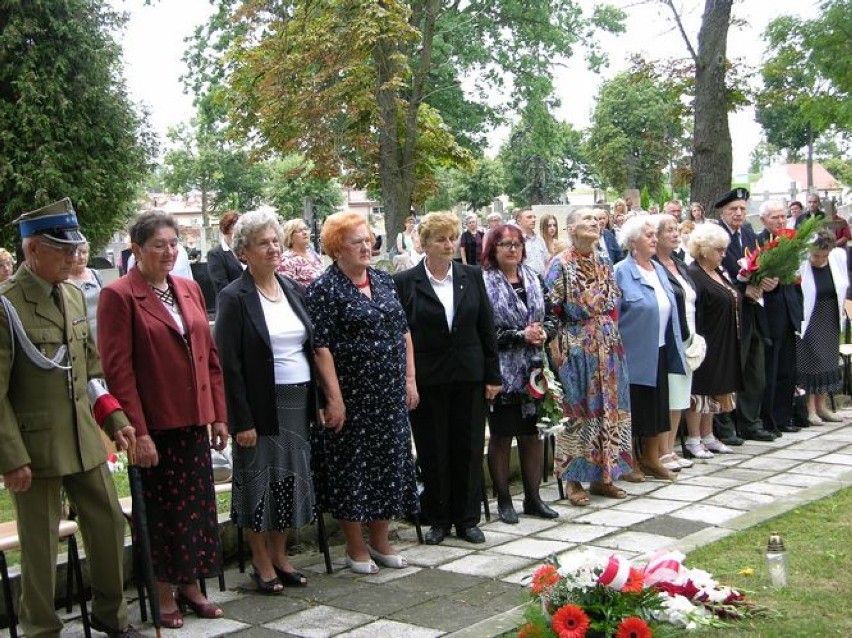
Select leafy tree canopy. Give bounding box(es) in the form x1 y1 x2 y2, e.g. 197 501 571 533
756 0 852 153
0 0 155 250
265 154 344 220
584 70 683 193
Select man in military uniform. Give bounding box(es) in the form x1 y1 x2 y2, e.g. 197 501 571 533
0 198 143 638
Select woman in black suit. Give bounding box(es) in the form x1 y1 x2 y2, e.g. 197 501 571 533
215 210 316 594
207 211 244 295
393 212 502 545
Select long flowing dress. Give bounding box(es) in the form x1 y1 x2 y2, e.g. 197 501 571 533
305 264 419 521
797 264 842 393
544 248 632 483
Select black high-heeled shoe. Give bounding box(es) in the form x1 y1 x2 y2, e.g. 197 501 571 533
497 501 519 524
250 565 284 595
523 498 559 519
273 564 308 587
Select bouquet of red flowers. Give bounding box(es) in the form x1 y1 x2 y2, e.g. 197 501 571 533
737 216 821 286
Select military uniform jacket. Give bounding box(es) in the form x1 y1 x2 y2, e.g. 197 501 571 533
0 265 128 477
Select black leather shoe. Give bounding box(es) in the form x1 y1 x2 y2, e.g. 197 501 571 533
740 428 775 442
497 502 519 524
778 423 801 433
523 499 559 519
424 526 447 545
456 525 486 544
718 435 744 446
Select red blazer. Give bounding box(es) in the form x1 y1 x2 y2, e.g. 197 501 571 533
97 267 227 437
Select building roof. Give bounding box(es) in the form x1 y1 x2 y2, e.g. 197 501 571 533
783 163 843 190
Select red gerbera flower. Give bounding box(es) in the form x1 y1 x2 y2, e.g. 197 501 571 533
615 616 652 638
551 604 590 638
621 566 645 593
517 622 545 638
530 564 560 594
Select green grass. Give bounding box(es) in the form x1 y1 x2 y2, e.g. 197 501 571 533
684 487 852 637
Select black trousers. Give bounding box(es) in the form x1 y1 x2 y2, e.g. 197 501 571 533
762 324 796 432
736 325 767 433
410 381 485 530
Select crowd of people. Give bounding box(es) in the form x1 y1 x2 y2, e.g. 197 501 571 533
0 190 849 636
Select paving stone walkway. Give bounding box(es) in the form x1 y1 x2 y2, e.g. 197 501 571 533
7 417 852 638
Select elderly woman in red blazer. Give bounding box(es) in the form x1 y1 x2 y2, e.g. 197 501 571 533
98 212 228 629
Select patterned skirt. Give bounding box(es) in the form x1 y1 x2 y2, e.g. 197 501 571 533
797 296 842 394
231 384 315 532
141 426 221 584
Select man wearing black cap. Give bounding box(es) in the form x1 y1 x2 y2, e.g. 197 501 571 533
0 198 144 637
716 188 777 442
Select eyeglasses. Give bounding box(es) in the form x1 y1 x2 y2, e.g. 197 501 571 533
40 241 82 258
496 241 522 250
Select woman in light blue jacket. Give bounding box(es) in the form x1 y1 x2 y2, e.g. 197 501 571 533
615 215 687 482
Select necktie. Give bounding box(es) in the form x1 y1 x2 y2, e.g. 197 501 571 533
52 285 64 312
734 232 742 251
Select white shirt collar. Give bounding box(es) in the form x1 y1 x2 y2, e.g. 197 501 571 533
425 260 453 284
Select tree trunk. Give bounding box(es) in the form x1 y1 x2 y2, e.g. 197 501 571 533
806 121 814 191
373 0 440 255
690 0 734 219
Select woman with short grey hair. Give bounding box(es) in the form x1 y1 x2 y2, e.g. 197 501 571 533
216 209 317 592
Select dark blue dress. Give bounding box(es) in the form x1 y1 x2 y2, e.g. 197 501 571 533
306 264 419 521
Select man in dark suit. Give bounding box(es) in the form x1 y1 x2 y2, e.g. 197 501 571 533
717 188 776 442
758 200 804 435
207 211 244 297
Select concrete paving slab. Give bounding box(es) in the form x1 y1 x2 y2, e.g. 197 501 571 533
438 552 533 578
483 516 561 536
677 475 741 488
618 480 666 496
764 472 838 488
228 627 300 638
817 453 852 465
711 467 777 482
220 594 311 624
671 503 747 525
760 448 825 461
705 490 777 510
733 482 803 497
543 503 599 520
360 565 422 584
648 484 722 502
789 461 852 478
264 605 375 637
595 531 678 553
440 529 518 550
490 537 572 559
332 583 440 616
629 514 711 539
737 457 802 471
573 509 654 527
792 438 849 451
402 544 474 567
336 619 443 638
535 522 619 543
388 596 495 633
610 498 687 516
390 568 486 595
449 580 527 612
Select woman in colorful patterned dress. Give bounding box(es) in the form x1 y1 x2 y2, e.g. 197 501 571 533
306 212 419 574
544 208 633 506
277 219 324 286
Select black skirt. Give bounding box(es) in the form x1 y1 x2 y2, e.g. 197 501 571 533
488 398 538 437
629 347 671 437
141 425 221 584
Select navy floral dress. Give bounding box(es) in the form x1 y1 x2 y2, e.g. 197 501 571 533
306 264 419 521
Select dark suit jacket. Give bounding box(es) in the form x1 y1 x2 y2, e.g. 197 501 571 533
653 254 693 341
393 260 500 388
757 230 804 338
720 221 768 341
215 270 316 436
207 245 244 295
98 267 227 437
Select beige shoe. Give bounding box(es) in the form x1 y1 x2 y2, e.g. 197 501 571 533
807 412 825 426
816 410 843 423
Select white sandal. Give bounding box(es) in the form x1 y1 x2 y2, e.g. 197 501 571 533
685 442 713 459
659 454 682 472
346 554 379 574
368 545 408 569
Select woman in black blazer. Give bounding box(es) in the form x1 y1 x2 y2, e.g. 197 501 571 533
215 210 316 594
207 211 244 295
393 212 502 546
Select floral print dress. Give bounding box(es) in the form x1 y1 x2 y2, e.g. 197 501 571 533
544 248 633 483
305 264 418 521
